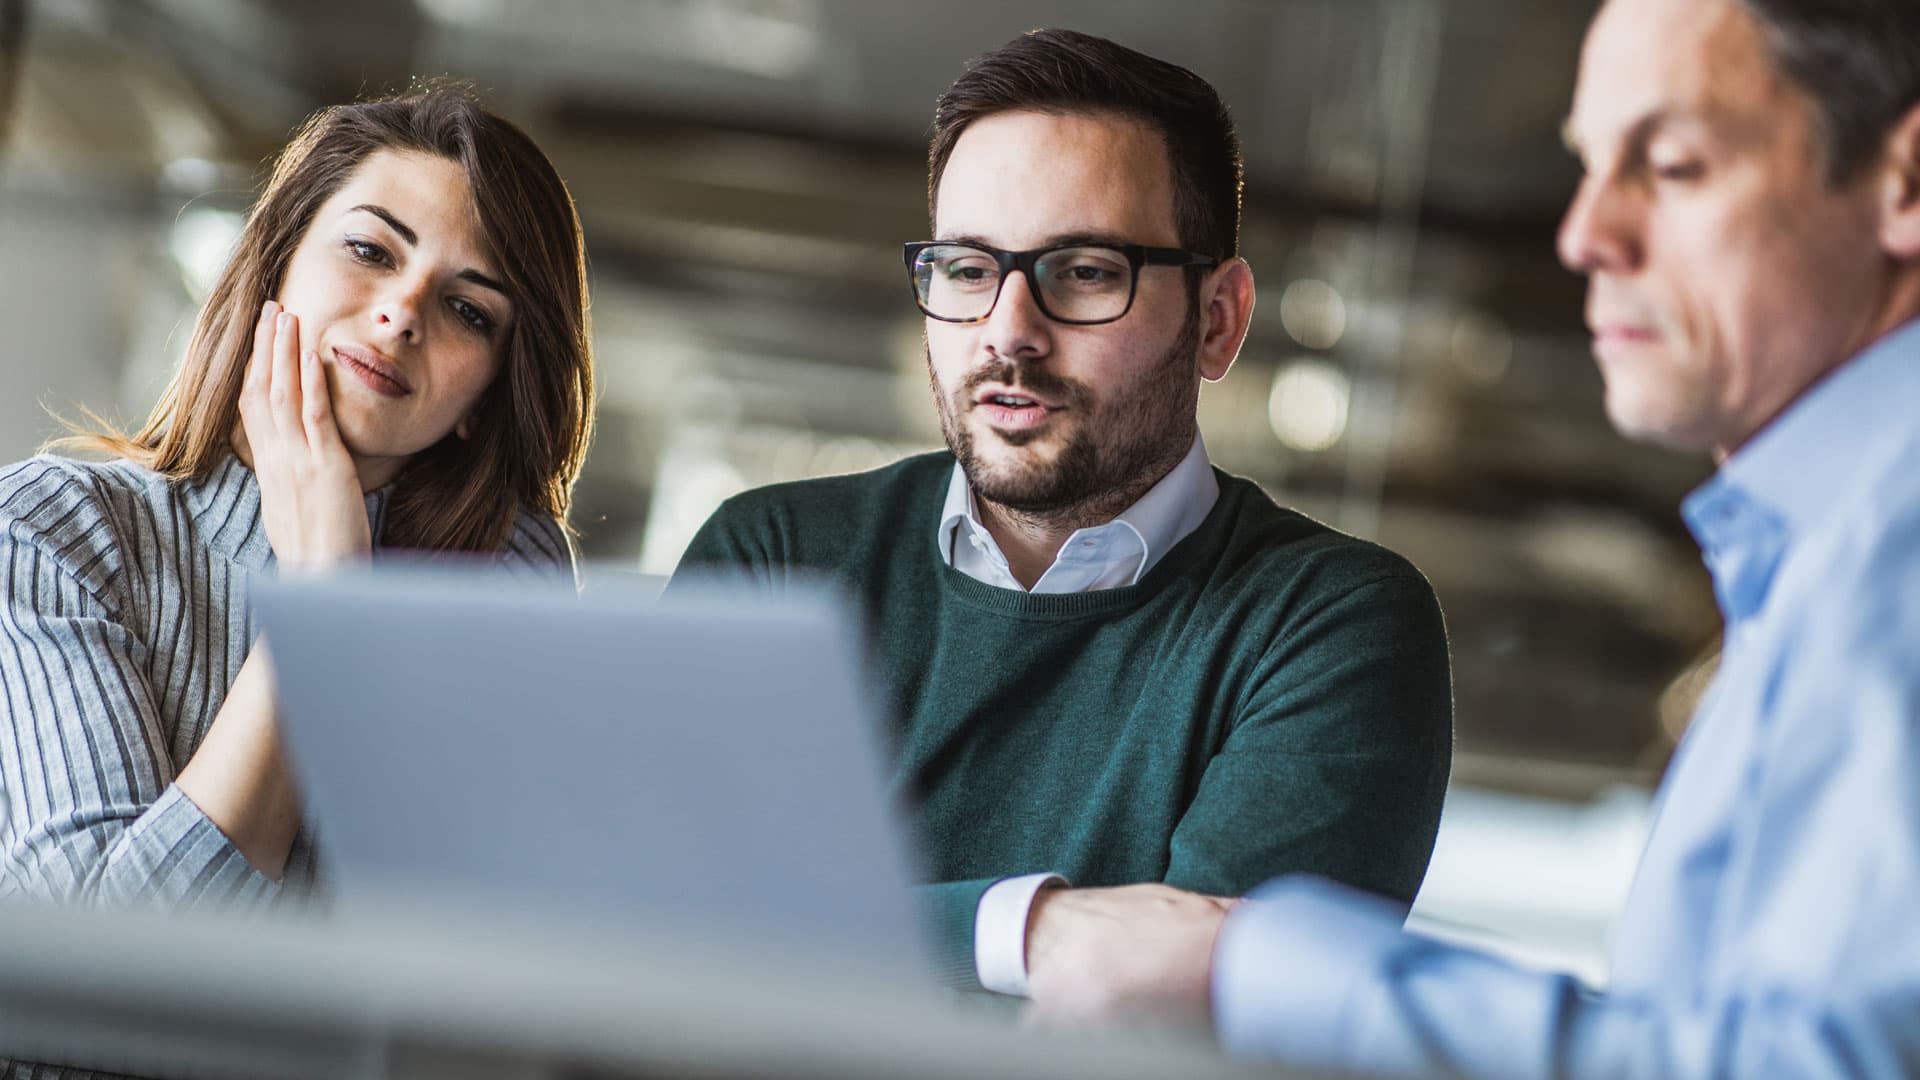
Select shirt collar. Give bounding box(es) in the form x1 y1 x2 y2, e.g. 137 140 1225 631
1714 316 1920 537
1109 435 1218 567
1682 316 1920 622
937 460 972 554
936 435 1218 582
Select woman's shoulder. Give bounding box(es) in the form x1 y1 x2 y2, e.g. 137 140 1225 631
0 454 167 600
499 507 577 581
0 453 162 537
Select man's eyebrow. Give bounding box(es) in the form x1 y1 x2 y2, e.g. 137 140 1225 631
1561 109 1692 166
349 204 510 301
1039 231 1134 249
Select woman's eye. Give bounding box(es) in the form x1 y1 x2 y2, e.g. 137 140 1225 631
345 238 391 265
450 298 496 335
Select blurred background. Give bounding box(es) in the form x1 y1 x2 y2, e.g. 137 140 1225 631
1 0 1720 984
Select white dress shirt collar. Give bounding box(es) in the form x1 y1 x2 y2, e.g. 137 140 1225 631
936 434 1218 594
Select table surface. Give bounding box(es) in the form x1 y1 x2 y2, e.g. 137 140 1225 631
0 898 1330 1080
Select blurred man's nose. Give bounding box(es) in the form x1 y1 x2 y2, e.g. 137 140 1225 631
1558 173 1643 274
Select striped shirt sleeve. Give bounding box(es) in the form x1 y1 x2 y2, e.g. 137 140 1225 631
0 473 277 910
500 509 578 588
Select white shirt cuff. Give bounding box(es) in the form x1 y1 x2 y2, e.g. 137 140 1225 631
974 872 1068 996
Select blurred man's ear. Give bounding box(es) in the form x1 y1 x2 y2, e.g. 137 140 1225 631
1877 102 1920 260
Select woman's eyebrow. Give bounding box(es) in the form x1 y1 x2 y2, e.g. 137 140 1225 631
458 268 510 300
350 204 416 245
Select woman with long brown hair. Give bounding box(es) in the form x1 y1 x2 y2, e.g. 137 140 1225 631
0 84 594 905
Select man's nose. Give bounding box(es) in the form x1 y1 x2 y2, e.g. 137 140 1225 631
1557 173 1643 274
980 271 1051 363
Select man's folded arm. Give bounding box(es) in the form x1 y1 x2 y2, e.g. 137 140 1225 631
1218 574 1920 1079
1164 571 1454 902
1216 877 1920 1080
912 878 1005 990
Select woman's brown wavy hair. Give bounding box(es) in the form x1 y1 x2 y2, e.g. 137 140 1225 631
58 83 594 553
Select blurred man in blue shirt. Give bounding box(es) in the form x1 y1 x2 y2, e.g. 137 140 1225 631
1017 0 1920 1074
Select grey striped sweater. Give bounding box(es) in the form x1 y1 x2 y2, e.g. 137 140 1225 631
0 453 570 1077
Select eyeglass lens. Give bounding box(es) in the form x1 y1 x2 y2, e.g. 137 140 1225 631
912 245 1136 323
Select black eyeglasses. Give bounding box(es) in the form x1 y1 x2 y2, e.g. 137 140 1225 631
903 241 1220 325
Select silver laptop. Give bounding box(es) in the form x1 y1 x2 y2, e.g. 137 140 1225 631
251 566 929 980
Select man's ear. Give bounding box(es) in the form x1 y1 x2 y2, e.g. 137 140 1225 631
1877 101 1920 259
1197 258 1256 383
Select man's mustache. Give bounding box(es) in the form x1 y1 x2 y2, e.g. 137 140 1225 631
959 362 1087 408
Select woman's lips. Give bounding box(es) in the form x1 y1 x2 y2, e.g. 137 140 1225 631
332 346 411 398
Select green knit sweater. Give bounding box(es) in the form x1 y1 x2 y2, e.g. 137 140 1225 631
671 451 1452 990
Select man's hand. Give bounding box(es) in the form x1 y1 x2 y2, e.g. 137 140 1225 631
1021 883 1236 1031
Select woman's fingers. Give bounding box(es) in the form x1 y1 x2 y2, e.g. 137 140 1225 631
237 300 278 436
269 309 304 443
246 301 277 389
236 301 371 572
241 303 347 472
299 349 348 456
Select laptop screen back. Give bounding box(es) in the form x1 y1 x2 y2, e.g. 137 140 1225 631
252 568 928 981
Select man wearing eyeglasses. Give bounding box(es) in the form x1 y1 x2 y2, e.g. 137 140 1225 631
671 28 1452 1000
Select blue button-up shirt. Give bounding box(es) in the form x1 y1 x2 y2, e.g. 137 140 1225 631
1212 319 1920 1078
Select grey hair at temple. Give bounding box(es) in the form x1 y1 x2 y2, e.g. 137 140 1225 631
1737 0 1920 183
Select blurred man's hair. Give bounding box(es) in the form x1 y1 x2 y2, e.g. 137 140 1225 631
1739 0 1920 183
927 27 1243 261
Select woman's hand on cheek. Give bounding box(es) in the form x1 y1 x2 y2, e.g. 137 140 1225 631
237 300 373 574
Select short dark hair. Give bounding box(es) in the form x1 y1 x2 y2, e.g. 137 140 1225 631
927 27 1244 259
1738 0 1920 183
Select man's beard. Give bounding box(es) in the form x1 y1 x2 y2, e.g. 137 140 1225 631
930 310 1202 518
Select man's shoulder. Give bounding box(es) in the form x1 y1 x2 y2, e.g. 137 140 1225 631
1211 472 1433 595
676 450 953 575
707 450 953 534
1753 450 1920 758
1805 451 1920 631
